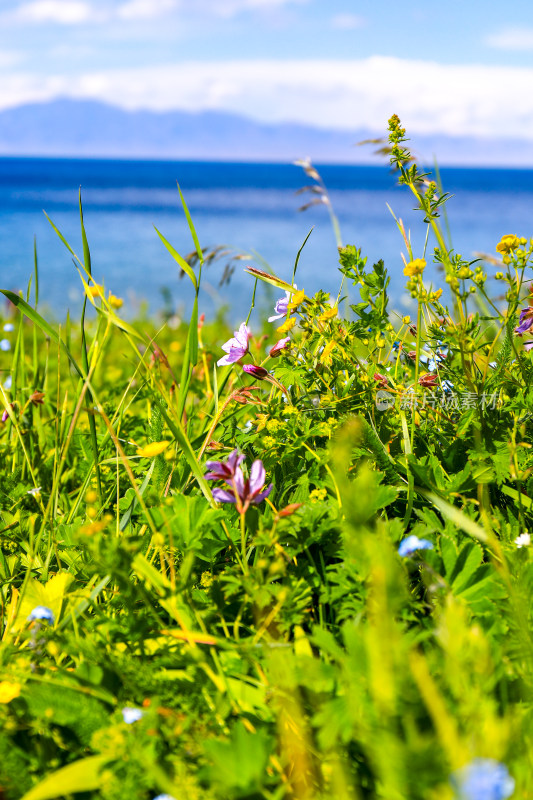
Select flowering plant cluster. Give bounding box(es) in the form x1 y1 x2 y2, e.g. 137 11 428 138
0 117 531 800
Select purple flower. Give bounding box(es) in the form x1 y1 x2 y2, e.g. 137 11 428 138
514 307 533 335
217 322 251 366
450 758 515 800
122 707 144 724
269 337 290 357
205 449 245 483
398 535 433 557
242 364 269 379
523 340 533 351
212 459 273 513
268 291 291 322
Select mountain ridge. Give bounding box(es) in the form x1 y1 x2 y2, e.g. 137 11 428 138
0 98 532 167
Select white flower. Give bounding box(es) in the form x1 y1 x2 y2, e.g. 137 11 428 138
514 532 531 548
27 486 42 497
3 323 14 332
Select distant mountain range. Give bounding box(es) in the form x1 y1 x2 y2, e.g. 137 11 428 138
0 98 532 166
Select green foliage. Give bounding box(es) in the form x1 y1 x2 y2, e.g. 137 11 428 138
1 118 533 799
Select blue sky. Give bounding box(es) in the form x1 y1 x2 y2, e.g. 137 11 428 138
1 0 533 138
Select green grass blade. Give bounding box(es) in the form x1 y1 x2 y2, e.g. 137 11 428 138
154 226 197 290
0 291 85 381
177 183 203 265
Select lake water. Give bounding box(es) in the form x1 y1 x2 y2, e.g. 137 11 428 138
0 157 532 322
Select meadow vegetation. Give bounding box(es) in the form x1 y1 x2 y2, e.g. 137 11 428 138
0 116 532 799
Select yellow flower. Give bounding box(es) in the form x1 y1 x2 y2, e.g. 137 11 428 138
0 681 21 703
403 259 426 277
287 289 305 308
318 305 338 322
432 288 443 300
255 414 268 432
402 315 411 324
321 340 335 365
108 292 123 309
136 441 170 458
496 234 520 255
277 317 297 334
87 284 104 298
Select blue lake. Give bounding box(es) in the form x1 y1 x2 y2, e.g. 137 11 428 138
0 157 532 322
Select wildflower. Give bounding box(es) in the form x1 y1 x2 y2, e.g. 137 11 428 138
28 606 55 624
137 441 170 458
374 372 389 386
0 681 21 703
211 458 273 513
27 486 42 498
321 340 335 365
268 290 292 322
276 502 303 519
514 532 531 548
450 758 514 800
318 305 338 322
3 376 12 390
29 390 45 405
432 288 443 300
398 536 433 557
402 315 411 324
496 234 520 255
0 339 11 351
403 258 426 277
418 373 438 387
153 795 177 800
277 316 297 335
523 341 533 352
1 403 15 423
269 337 290 357
87 283 104 298
108 292 123 309
514 307 533 335
205 448 245 482
122 707 144 724
217 322 251 366
242 364 269 379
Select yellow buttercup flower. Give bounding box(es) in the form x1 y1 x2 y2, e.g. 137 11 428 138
318 306 338 322
496 234 520 255
136 441 170 458
87 284 104 298
0 681 21 703
287 289 305 309
109 292 123 309
403 259 426 277
321 340 335 365
277 317 296 334
432 288 443 300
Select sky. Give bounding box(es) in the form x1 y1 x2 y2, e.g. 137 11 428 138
1 0 533 139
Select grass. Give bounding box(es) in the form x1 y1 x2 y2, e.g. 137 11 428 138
0 117 532 799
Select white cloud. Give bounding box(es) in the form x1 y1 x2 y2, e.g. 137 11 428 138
3 57 533 141
12 0 94 24
331 13 365 30
486 26 533 50
117 0 178 20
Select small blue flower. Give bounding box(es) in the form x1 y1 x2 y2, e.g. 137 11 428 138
28 606 55 624
450 758 515 800
398 535 433 557
0 339 11 352
153 795 177 800
121 706 144 724
3 323 14 332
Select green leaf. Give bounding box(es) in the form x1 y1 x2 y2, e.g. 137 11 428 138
0 291 85 381
20 755 107 800
178 183 204 264
154 226 197 290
